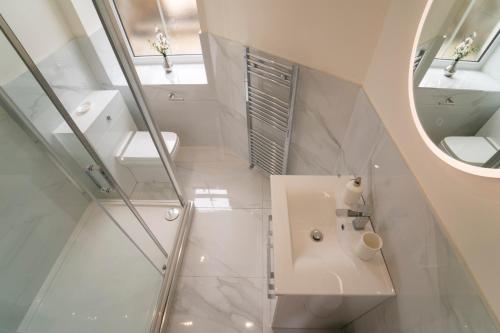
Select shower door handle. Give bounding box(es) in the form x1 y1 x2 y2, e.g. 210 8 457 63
85 164 114 193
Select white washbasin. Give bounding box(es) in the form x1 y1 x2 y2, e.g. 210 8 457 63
270 175 394 328
286 189 337 265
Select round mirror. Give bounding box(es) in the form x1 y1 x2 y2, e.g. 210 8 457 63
413 0 500 170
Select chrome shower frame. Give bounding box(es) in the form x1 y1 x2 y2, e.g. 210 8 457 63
92 1 194 332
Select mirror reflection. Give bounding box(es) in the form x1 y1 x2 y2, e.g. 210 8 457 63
413 0 500 168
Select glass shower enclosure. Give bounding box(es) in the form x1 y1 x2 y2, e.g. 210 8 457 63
0 2 192 332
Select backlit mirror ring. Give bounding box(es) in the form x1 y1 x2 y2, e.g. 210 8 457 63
409 0 500 178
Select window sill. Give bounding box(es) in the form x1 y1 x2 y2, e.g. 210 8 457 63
113 63 208 86
419 68 500 92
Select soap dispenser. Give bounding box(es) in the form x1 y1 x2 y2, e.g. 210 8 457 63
343 177 363 206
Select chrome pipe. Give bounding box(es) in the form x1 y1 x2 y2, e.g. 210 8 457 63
251 145 284 164
251 152 284 171
249 111 287 132
249 139 285 159
248 97 289 119
282 65 299 174
247 52 293 71
250 129 284 149
251 156 281 175
248 103 288 125
247 66 291 87
247 58 291 77
248 106 288 127
251 154 282 174
249 86 289 107
248 69 291 89
249 90 289 113
149 201 194 333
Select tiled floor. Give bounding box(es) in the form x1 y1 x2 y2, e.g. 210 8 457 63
18 203 180 333
166 147 271 333
167 148 337 333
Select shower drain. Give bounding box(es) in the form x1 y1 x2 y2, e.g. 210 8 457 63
310 229 323 242
164 207 180 221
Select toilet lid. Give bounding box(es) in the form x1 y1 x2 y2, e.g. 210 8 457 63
118 131 178 165
440 136 497 166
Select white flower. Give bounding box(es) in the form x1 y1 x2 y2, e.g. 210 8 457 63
454 32 477 60
149 27 170 57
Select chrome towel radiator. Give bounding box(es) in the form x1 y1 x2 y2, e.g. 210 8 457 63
245 48 298 175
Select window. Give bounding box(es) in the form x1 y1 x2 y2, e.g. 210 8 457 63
436 0 500 62
113 0 201 59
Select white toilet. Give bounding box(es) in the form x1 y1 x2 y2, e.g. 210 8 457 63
116 131 179 182
440 108 500 166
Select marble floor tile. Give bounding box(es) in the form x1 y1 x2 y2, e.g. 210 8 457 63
176 146 228 163
175 152 265 209
169 147 291 332
131 181 179 201
167 277 263 333
181 208 264 278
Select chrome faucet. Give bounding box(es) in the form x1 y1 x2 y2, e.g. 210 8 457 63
336 204 372 230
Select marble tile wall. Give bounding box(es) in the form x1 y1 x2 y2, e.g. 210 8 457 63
82 28 146 128
198 34 499 330
207 34 248 160
0 105 90 332
0 36 108 199
2 37 99 136
82 28 125 88
339 92 498 332
288 66 360 175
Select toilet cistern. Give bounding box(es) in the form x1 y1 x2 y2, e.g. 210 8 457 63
336 204 372 230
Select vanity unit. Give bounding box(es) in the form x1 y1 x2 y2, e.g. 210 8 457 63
268 175 395 329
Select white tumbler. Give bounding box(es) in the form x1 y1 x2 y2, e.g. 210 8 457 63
354 232 383 261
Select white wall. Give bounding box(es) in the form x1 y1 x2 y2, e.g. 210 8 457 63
197 0 391 85
417 0 464 45
363 0 500 324
55 0 102 37
0 0 74 83
483 43 500 81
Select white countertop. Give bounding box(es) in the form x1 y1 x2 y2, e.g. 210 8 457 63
53 90 117 134
419 68 500 92
270 175 394 296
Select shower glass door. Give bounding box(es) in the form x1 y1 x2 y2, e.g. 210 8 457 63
0 0 185 265
0 17 167 333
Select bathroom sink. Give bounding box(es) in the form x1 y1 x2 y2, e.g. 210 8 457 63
269 175 394 328
286 188 337 266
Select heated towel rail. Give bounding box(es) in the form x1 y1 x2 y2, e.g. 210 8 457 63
245 48 298 175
